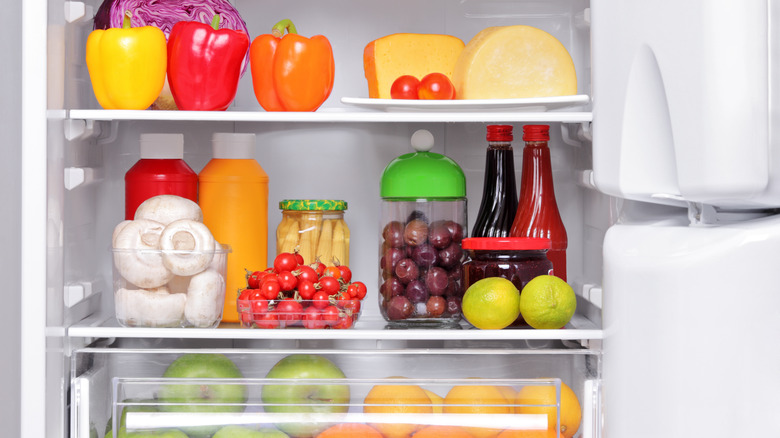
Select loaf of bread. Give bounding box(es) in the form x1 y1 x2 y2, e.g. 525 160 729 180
452 25 577 99
363 33 465 99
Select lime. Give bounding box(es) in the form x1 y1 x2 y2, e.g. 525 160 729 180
519 275 576 329
462 277 521 330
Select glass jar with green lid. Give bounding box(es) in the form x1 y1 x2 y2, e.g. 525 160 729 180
379 129 467 327
277 199 349 267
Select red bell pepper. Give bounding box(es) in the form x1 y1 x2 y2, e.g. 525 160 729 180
167 14 250 111
250 19 335 112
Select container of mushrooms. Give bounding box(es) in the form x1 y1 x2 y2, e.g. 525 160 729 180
111 195 230 328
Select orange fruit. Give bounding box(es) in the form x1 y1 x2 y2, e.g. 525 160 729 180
412 425 475 438
496 429 558 438
316 423 384 438
363 383 433 438
443 385 512 438
423 389 444 414
496 386 517 403
515 382 581 438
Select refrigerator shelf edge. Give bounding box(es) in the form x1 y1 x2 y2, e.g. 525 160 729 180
67 313 601 341
66 109 593 124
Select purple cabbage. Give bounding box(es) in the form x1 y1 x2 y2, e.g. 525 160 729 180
94 0 251 73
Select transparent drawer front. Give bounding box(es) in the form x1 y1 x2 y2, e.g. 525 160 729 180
71 348 601 438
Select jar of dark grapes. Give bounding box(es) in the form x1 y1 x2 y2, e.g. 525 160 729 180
461 237 553 327
379 129 467 327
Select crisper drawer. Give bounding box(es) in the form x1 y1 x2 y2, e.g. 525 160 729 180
71 348 601 438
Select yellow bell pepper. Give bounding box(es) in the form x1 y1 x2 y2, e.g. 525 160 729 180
86 11 167 110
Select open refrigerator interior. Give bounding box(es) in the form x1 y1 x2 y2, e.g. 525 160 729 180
30 0 775 436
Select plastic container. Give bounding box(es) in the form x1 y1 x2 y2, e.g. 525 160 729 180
510 125 568 281
471 125 518 237
379 129 467 326
237 297 362 329
461 236 553 327
276 199 349 266
111 245 230 328
198 133 269 323
124 133 198 220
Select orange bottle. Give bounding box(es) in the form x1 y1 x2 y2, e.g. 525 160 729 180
198 133 269 323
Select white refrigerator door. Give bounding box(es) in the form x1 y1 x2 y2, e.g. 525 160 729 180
602 212 780 437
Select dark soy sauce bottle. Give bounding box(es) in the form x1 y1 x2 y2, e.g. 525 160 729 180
471 125 518 237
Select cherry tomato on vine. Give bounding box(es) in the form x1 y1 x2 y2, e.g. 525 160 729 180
336 265 352 284
238 288 252 301
321 305 340 325
274 252 299 273
339 297 361 315
249 295 270 315
260 279 280 300
347 281 368 300
312 261 327 277
324 266 342 280
302 306 326 329
390 75 420 100
277 271 298 292
297 279 316 300
247 270 265 289
254 312 279 329
295 265 319 284
332 315 354 329
293 251 305 265
312 291 330 309
275 298 303 323
418 72 456 100
318 276 341 296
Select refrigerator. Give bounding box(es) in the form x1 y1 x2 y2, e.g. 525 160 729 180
3 0 780 437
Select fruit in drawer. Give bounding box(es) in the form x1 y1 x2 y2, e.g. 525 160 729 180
452 25 577 100
363 382 433 438
411 425 475 438
213 425 290 438
515 382 581 438
443 385 513 438
157 353 246 437
363 33 465 99
496 430 557 438
261 354 350 437
315 423 383 438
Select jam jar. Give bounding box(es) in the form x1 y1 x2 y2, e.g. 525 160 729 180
379 129 467 327
461 237 553 326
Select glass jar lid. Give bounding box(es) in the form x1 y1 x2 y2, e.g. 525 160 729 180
461 237 551 250
279 199 347 211
380 129 466 199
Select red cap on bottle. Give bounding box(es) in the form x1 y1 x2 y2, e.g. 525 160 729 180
487 125 513 142
523 124 550 142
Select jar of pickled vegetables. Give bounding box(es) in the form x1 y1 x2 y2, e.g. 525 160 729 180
379 130 467 327
276 199 349 266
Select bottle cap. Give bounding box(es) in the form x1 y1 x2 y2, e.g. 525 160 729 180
380 129 466 199
461 237 551 251
212 133 256 159
523 125 550 142
487 125 513 142
279 199 348 211
139 133 184 159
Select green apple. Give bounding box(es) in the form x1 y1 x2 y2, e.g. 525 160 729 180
104 400 158 438
212 425 290 438
261 354 350 438
157 353 247 437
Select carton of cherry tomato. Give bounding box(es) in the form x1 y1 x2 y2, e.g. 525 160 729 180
237 252 367 329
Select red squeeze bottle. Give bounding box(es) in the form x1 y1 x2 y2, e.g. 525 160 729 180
510 125 568 281
124 133 198 219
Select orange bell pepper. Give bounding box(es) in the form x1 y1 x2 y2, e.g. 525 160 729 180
250 19 335 112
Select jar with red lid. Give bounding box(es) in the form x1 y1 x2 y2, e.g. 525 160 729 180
461 237 553 327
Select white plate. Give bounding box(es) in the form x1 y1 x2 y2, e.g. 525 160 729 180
340 95 590 112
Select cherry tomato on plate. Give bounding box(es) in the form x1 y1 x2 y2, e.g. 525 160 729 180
390 75 420 99
418 72 456 100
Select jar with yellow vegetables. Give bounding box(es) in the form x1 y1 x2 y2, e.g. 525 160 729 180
276 199 350 266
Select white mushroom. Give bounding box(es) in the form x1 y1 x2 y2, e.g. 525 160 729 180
113 219 174 288
167 275 192 294
115 287 186 327
184 269 225 327
159 219 216 276
134 195 203 226
111 220 132 247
